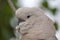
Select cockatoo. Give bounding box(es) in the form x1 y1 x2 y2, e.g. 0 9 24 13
15 8 58 40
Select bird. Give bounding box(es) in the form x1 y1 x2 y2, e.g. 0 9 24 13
15 7 58 40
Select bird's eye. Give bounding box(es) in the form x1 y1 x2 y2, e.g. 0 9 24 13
27 15 31 18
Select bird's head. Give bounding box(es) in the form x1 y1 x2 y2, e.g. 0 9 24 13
15 7 44 21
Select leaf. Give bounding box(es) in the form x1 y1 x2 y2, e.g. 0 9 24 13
0 0 17 40
54 22 58 30
50 8 57 15
42 0 48 8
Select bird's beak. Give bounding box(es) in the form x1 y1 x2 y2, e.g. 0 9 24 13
18 18 25 25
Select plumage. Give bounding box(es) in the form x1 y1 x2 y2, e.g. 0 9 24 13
15 7 58 40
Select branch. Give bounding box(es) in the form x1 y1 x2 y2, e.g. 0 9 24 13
7 0 16 12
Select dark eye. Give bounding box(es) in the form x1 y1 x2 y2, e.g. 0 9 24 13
27 15 31 18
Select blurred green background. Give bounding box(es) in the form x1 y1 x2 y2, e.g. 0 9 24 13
0 0 17 40
0 0 58 40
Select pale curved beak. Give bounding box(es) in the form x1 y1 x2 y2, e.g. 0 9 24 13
17 19 25 25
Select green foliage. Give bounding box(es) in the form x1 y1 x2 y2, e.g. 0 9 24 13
42 0 57 15
54 22 58 30
42 0 49 9
49 8 57 15
12 0 18 9
0 0 16 40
